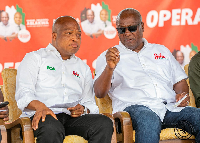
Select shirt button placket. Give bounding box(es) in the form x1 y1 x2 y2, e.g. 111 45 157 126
61 61 65 87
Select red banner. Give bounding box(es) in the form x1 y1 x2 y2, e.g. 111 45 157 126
0 0 199 84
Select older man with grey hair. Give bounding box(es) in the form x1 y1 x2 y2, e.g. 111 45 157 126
94 8 200 143
0 11 17 41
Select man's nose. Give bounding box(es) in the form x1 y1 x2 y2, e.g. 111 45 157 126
71 33 79 41
124 28 132 35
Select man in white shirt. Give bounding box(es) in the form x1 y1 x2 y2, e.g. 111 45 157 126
15 16 113 143
94 8 200 143
0 11 17 41
81 9 103 38
99 9 112 30
175 50 186 69
14 12 26 33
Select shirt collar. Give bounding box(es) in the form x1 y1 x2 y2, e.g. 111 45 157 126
87 19 95 24
119 38 148 53
46 43 76 60
0 22 10 27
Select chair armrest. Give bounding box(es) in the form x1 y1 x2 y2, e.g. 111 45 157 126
5 117 34 143
113 111 133 143
102 113 117 143
0 119 7 143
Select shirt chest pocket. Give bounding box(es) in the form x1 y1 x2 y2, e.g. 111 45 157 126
37 66 60 87
153 59 172 81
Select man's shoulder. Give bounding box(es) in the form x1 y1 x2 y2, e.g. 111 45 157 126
81 20 88 25
146 42 169 52
20 24 26 29
75 56 90 68
25 47 47 58
147 42 166 48
106 20 112 25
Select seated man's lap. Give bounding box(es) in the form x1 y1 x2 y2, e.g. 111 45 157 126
62 114 113 137
32 113 113 141
124 105 200 136
124 105 162 131
163 107 200 135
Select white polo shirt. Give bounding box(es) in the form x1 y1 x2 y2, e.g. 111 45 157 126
0 22 16 37
16 44 99 117
13 23 26 33
94 38 187 121
99 20 112 30
81 19 101 34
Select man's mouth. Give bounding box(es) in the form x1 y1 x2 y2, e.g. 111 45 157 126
125 38 134 43
71 43 78 48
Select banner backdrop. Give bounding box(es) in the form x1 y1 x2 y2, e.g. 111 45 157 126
0 0 200 84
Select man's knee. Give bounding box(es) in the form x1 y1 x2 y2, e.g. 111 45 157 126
126 106 161 131
35 115 65 141
92 114 113 131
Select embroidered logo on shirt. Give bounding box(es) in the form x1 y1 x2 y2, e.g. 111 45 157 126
154 53 166 59
47 66 55 70
73 71 80 78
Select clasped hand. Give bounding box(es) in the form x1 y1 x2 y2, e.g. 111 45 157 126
175 92 190 107
67 104 85 117
0 106 9 121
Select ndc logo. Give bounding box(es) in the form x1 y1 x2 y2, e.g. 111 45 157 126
154 53 166 59
47 66 55 70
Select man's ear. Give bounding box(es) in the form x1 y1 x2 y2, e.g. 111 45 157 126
141 22 144 32
52 32 57 41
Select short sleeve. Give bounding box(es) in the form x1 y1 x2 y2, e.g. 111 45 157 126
165 47 187 85
93 51 107 82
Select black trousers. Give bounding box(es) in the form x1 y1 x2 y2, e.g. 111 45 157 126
31 113 113 143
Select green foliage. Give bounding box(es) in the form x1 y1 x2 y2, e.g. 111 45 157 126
191 43 198 52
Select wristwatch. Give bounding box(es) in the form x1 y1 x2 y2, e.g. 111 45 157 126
83 106 88 114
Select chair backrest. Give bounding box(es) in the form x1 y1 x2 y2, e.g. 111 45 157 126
184 64 196 107
1 68 22 122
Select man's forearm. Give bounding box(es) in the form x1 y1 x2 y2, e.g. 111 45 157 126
94 65 114 98
26 100 47 111
7 33 17 41
173 79 189 94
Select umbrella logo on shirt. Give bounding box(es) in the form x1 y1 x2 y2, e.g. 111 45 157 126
47 66 55 70
154 53 166 59
73 71 80 78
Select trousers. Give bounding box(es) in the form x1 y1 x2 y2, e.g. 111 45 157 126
124 105 200 143
31 113 113 143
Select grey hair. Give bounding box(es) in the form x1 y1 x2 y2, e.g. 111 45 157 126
116 8 142 24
